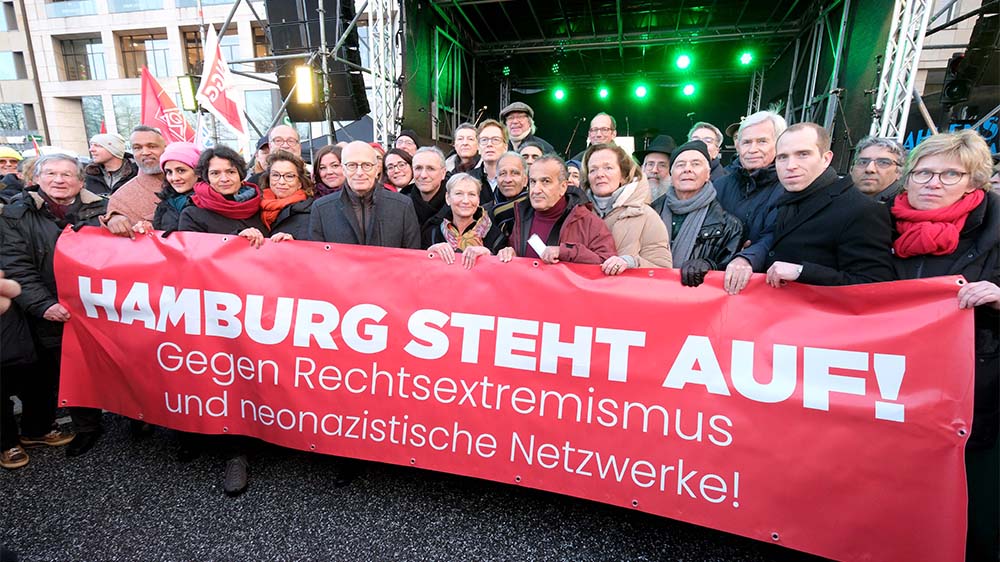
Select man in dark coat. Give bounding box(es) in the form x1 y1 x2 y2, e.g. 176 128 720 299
687 121 731 183
400 146 447 227
84 133 138 195
309 141 421 248
717 111 788 294
484 152 529 238
0 154 108 459
759 123 894 287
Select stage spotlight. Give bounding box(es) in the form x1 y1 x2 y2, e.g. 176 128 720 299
676 54 691 69
598 87 609 99
740 52 754 65
177 75 198 111
294 65 315 104
683 84 696 96
554 88 566 101
635 85 648 98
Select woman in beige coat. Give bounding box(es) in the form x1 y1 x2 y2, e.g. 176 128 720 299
583 143 672 275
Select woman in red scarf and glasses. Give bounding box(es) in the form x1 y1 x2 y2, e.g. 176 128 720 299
889 129 998 560
178 146 267 248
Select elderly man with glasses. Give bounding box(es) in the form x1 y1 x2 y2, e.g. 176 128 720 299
849 136 906 204
499 102 554 153
688 121 731 182
308 141 420 248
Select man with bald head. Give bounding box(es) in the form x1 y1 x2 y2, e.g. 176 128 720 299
308 141 420 248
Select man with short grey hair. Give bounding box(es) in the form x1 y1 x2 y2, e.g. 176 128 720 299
850 136 906 203
404 146 449 226
688 121 730 182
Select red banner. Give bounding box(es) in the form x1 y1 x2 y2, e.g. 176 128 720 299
140 67 196 144
55 228 972 562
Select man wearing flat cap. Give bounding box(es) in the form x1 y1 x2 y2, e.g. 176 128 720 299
85 133 137 196
500 102 554 154
634 134 677 202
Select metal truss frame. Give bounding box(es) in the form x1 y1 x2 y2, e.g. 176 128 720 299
432 26 475 143
746 69 764 116
868 0 933 141
368 0 403 146
775 0 852 131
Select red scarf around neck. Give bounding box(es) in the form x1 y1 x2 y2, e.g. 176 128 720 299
260 188 308 229
890 189 985 258
191 181 262 220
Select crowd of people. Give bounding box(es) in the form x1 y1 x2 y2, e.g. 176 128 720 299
0 102 998 559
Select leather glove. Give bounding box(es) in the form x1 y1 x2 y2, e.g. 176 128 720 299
680 258 713 287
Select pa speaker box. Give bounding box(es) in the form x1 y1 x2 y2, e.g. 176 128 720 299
266 0 370 121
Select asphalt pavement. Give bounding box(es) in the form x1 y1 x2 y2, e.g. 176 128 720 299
1 413 829 561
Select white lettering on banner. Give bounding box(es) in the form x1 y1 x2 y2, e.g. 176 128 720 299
79 277 909 421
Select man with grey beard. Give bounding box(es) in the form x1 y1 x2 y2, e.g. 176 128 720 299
101 126 166 238
634 135 676 202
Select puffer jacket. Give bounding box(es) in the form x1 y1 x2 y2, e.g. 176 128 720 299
598 174 672 268
509 189 616 264
651 195 745 269
84 155 138 195
0 189 107 349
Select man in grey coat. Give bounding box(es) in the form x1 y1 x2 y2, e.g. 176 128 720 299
308 141 421 248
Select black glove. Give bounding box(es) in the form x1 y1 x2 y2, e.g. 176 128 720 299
680 258 713 287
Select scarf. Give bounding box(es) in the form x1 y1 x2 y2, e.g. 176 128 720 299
659 181 717 263
314 181 342 198
891 189 985 258
166 192 193 214
39 190 75 223
442 208 492 250
773 167 839 233
590 185 625 218
260 188 308 229
191 181 262 220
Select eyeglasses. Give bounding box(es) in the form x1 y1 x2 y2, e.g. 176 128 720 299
854 157 900 170
343 162 376 173
385 163 410 172
269 172 299 183
909 169 968 185
589 127 614 134
690 136 718 146
479 137 504 146
270 137 299 146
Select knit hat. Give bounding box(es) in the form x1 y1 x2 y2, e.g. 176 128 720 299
396 129 419 146
90 133 127 159
670 140 712 168
0 146 22 161
159 142 202 170
566 159 582 171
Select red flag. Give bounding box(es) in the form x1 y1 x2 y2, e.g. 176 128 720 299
140 67 196 144
99 121 107 134
31 137 40 155
196 26 247 145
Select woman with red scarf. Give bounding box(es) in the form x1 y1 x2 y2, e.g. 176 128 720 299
259 150 313 241
889 129 998 560
178 146 267 248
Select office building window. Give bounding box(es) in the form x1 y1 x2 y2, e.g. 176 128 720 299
0 52 26 80
183 27 240 75
0 2 17 31
112 94 141 135
59 37 106 81
252 25 273 73
82 96 104 139
119 32 170 78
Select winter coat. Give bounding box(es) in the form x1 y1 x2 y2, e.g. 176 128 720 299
152 194 194 232
268 198 314 240
177 206 269 236
651 195 745 269
1 174 24 203
891 191 1000 449
509 190 616 264
763 172 894 285
598 176 672 268
308 187 421 249
83 155 138 195
400 183 447 228
484 191 528 239
0 189 107 349
714 162 783 243
709 157 731 183
510 134 554 154
422 206 508 254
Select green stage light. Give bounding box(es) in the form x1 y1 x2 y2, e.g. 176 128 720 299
676 54 691 69
502 65 510 76
554 88 566 101
598 87 609 99
634 85 648 98
683 84 696 96
740 52 753 65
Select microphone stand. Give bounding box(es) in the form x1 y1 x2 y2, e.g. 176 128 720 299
563 117 586 159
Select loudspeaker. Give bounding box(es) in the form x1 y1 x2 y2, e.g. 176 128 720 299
941 53 972 106
265 0 370 122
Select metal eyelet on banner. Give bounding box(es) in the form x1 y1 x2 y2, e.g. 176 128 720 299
956 278 966 285
427 253 435 259
532 261 539 268
221 236 229 242
631 499 639 508
771 532 780 541
514 475 522 483
648 270 654 277
309 444 316 450
324 245 331 251
61 399 67 405
958 428 967 437
138 413 144 420
409 458 416 465
222 426 229 433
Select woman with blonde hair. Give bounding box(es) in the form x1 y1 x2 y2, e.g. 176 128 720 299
888 129 998 559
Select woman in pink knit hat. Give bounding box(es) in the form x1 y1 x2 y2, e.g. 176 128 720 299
132 142 201 233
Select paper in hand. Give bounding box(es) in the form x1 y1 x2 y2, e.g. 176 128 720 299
527 234 547 257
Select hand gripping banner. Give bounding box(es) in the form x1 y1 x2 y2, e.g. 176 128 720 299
55 228 973 562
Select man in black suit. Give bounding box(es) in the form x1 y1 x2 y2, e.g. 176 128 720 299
762 122 894 287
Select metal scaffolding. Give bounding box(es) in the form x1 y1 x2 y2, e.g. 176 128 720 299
746 69 764 116
869 0 933 141
367 0 403 146
775 0 853 130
